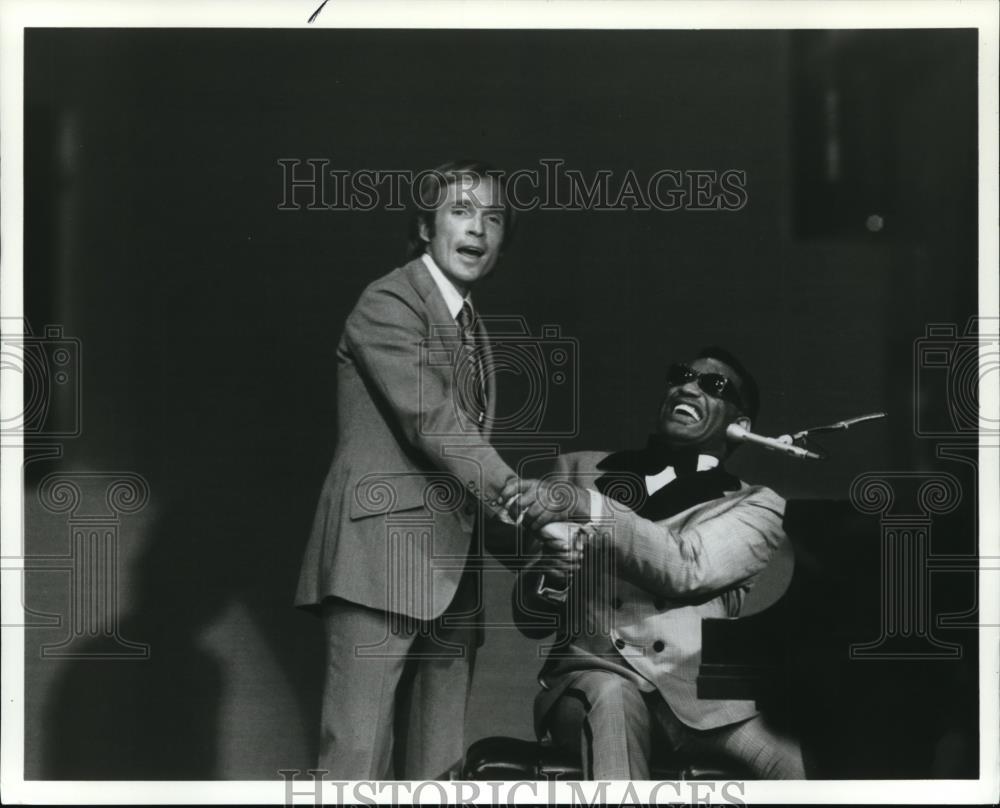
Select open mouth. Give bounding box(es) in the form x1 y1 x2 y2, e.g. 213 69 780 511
671 401 703 424
456 245 485 259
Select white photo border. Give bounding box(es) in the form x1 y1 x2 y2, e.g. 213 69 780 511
1 0 997 804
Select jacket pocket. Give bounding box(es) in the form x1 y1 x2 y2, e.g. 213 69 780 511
348 471 466 520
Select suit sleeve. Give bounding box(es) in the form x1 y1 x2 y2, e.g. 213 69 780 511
593 487 786 597
509 453 577 638
343 282 515 514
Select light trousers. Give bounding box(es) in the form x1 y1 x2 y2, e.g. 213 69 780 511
318 594 478 780
546 669 805 780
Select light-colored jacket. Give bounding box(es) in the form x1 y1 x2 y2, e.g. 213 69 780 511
517 450 789 733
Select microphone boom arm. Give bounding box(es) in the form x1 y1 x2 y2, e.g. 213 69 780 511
790 411 887 440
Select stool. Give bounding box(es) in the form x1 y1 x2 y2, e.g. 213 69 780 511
461 736 745 781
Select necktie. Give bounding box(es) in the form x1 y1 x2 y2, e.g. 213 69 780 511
456 302 487 426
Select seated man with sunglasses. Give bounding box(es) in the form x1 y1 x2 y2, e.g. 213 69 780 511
503 346 805 780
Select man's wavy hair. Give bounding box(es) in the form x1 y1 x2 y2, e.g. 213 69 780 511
696 345 761 423
406 159 517 260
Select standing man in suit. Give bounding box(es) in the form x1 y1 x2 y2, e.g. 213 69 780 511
505 347 805 779
295 160 519 779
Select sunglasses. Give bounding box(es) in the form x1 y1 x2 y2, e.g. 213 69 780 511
666 363 743 409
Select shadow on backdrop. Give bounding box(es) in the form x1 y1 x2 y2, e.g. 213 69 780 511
39 463 324 778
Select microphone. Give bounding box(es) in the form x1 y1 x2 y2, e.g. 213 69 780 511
726 424 824 460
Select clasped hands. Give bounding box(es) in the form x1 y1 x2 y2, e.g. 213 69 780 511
498 477 592 585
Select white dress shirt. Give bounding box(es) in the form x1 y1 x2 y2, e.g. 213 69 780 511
422 252 471 319
644 454 719 495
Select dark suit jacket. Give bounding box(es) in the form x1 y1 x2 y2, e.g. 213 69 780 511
513 450 789 734
296 258 515 620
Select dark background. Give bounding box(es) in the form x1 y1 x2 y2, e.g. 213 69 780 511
21 28 981 779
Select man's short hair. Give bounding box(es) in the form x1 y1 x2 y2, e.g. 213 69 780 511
406 159 517 259
696 345 760 422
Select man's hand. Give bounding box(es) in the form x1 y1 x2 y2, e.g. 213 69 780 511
500 477 591 531
538 522 586 580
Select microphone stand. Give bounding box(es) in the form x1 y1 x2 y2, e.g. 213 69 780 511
785 411 887 441
775 411 888 460
728 412 888 461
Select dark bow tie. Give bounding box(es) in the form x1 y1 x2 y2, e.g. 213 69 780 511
642 434 702 476
594 435 740 521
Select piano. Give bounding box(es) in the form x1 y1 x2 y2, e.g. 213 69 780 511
697 500 979 779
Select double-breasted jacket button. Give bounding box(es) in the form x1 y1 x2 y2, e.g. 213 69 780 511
652 640 665 653
614 638 626 650
612 597 623 610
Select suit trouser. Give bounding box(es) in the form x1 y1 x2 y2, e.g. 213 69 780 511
318 586 478 780
546 669 805 780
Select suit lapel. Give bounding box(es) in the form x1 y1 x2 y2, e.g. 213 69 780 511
402 258 455 333
401 258 492 434
640 468 741 521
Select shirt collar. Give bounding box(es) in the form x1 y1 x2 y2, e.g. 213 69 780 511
421 252 471 320
650 454 719 475
695 454 719 472
644 454 719 495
